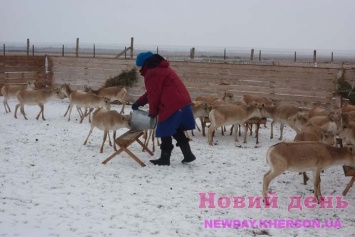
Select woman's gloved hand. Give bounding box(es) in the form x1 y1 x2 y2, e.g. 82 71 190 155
131 101 141 110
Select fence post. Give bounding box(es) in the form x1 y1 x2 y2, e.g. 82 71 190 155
224 48 226 60
32 45 34 56
294 51 297 62
93 44 95 58
3 44 5 56
190 47 195 59
157 47 159 54
259 50 261 61
27 38 30 55
331 52 333 63
250 49 254 61
76 38 79 57
313 50 317 63
124 46 127 59
130 37 134 59
62 45 64 57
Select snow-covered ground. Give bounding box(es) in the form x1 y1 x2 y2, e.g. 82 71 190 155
1 99 355 237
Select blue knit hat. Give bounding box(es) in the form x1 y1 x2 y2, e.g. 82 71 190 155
136 51 153 66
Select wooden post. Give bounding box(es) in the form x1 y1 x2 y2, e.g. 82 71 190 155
294 51 297 62
124 46 127 59
224 48 226 60
62 45 64 57
27 38 30 55
313 50 317 63
32 45 34 56
190 47 195 59
130 37 134 59
250 49 254 61
76 38 79 57
93 44 95 58
157 47 159 54
3 44 5 56
259 50 261 61
331 52 334 63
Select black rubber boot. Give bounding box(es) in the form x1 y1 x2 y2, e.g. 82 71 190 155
150 149 172 166
178 142 196 163
150 137 173 166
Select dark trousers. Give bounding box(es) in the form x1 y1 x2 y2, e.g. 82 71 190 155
160 129 189 151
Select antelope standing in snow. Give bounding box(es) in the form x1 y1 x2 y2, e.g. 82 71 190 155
84 85 127 114
208 103 263 145
66 91 111 123
263 142 355 204
14 88 65 120
1 81 36 113
83 108 131 153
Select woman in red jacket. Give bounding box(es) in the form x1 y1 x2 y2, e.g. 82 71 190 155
132 51 196 166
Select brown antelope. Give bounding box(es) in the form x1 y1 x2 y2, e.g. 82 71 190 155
208 103 263 145
261 104 309 140
342 111 355 123
341 104 355 114
239 94 277 134
210 92 234 106
308 107 329 118
195 92 234 136
294 123 336 185
66 91 111 123
340 119 355 146
1 81 36 113
194 95 219 104
14 88 65 120
339 111 355 146
306 115 339 135
263 142 355 204
294 124 335 146
83 108 131 153
240 94 276 106
339 111 355 139
84 85 127 114
189 101 211 136
60 83 84 118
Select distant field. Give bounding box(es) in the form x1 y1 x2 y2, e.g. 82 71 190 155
1 43 355 63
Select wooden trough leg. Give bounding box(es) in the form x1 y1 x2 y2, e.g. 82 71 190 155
102 148 125 164
136 138 154 156
343 176 355 196
119 146 146 167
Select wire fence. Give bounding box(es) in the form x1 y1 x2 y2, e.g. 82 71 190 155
1 40 355 64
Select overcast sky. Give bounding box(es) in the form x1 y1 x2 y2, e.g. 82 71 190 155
1 0 354 50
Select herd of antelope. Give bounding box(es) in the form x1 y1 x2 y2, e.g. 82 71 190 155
190 91 355 203
2 81 355 202
1 82 132 154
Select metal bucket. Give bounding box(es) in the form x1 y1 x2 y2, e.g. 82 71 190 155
131 109 157 130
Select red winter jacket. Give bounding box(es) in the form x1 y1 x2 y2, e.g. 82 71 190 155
137 60 192 122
